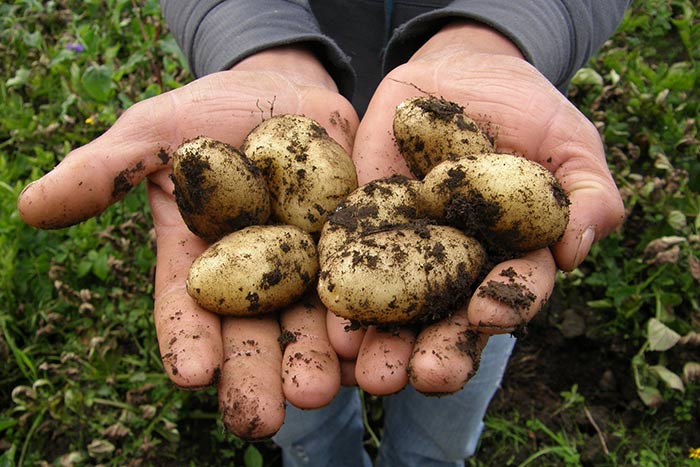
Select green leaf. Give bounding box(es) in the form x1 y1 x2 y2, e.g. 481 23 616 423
0 417 18 433
91 250 110 281
586 299 613 309
649 365 685 392
243 445 263 467
0 443 16 467
6 68 30 88
82 65 114 102
667 210 687 230
77 259 93 278
647 318 681 351
571 67 604 87
637 385 664 407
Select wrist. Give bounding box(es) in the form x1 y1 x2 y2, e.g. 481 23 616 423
231 45 339 92
411 21 524 62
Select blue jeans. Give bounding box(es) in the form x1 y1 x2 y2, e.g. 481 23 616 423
272 334 516 466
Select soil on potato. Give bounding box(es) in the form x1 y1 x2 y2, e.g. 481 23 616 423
412 96 480 133
171 147 213 215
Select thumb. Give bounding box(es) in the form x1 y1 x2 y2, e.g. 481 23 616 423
17 92 174 229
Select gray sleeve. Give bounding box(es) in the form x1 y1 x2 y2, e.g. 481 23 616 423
384 0 632 91
159 0 355 96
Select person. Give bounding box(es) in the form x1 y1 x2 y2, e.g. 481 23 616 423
18 1 630 465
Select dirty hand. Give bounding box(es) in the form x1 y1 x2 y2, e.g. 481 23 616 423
18 47 359 439
328 22 625 395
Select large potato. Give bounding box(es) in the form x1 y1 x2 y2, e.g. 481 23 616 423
317 176 425 265
422 153 570 252
241 115 358 234
172 136 271 242
393 96 494 179
187 225 318 316
318 225 485 325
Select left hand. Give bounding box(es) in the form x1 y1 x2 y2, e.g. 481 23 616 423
328 21 625 394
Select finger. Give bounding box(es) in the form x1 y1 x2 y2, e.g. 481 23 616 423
351 75 420 184
280 296 341 409
467 248 556 334
409 311 489 394
18 91 177 229
219 315 285 440
326 310 366 361
17 71 358 229
355 326 415 395
148 178 223 388
340 359 358 387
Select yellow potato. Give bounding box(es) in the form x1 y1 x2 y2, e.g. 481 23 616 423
318 225 485 325
317 176 425 265
187 225 318 316
172 136 271 243
393 96 494 178
241 115 358 233
421 153 570 251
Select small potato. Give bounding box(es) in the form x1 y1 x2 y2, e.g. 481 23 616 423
241 115 358 234
317 175 425 265
187 225 318 316
422 153 570 252
172 136 271 243
318 225 485 325
393 96 494 179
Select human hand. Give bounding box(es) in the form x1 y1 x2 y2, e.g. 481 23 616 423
328 22 625 395
18 47 359 439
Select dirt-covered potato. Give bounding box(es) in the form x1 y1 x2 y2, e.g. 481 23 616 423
393 96 494 179
421 153 570 252
172 136 271 243
318 225 485 325
187 225 318 316
316 96 572 328
241 115 358 234
317 175 425 265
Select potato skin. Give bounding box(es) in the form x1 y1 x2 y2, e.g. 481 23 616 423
187 225 318 316
393 96 493 179
172 136 271 243
241 115 358 234
317 176 425 265
421 153 570 252
318 225 485 325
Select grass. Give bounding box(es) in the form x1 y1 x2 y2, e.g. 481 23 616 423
1 0 699 466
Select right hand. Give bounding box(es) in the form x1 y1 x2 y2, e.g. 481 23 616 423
327 22 625 396
18 47 359 439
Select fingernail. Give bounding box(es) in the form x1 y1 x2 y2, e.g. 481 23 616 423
19 180 36 199
573 226 596 269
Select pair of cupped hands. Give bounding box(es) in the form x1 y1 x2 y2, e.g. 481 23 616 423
18 23 624 439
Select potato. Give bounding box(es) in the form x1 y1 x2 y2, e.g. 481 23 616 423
317 175 425 265
172 136 271 243
241 115 358 234
421 153 570 252
187 225 318 316
393 96 494 178
318 225 485 325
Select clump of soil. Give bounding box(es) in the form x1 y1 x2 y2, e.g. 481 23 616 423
413 96 479 133
477 280 536 312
